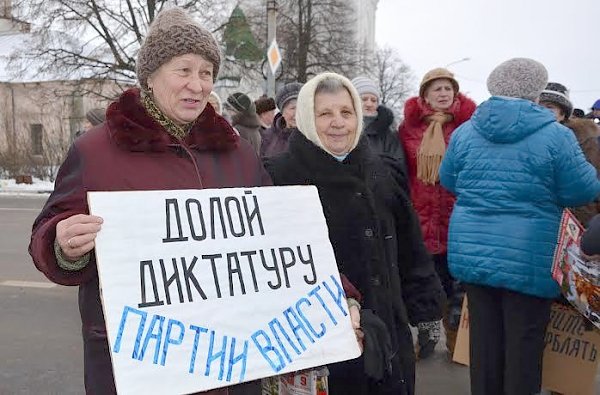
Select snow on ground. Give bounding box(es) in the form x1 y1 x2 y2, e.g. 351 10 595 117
0 178 54 195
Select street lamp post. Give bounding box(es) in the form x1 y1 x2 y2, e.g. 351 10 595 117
266 0 278 97
445 57 471 68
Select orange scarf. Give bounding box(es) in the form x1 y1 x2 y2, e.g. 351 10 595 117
417 112 453 185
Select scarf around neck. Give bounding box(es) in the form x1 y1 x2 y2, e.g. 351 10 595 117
142 93 193 140
417 112 453 185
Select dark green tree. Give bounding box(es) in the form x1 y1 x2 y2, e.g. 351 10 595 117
223 6 262 62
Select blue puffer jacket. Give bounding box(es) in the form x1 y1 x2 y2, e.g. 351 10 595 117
440 97 600 298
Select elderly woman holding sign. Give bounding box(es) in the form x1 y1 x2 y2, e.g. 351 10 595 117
28 7 270 394
265 72 444 395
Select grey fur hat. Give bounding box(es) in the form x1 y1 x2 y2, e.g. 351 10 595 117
539 82 573 118
136 7 221 90
275 82 303 111
487 58 548 101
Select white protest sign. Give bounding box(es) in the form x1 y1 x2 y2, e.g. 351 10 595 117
88 186 361 395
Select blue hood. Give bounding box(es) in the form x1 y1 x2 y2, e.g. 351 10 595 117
471 96 556 144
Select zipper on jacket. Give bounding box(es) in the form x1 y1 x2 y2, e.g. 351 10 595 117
169 142 204 188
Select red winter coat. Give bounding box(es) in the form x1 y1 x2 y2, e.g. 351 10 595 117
399 93 476 254
29 88 271 395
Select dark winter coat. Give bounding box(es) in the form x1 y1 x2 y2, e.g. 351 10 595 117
232 111 262 156
565 117 600 226
265 131 444 395
399 93 476 255
364 105 408 178
260 112 294 159
29 88 271 395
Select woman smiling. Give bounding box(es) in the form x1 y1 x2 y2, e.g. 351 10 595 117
29 7 270 394
266 72 444 395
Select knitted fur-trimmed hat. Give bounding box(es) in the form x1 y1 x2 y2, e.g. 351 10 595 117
296 72 363 156
136 7 221 90
539 82 573 118
351 76 380 100
487 58 548 101
255 95 276 114
275 82 303 111
419 68 459 98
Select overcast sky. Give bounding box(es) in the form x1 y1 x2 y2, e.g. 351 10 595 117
375 0 599 111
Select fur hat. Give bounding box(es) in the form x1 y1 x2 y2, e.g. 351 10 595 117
539 82 573 118
85 108 106 126
275 82 303 111
295 72 363 156
419 68 459 98
255 95 276 114
351 76 380 100
226 92 256 115
487 58 548 101
136 7 221 90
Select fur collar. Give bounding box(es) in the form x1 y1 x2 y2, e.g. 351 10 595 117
566 118 600 144
403 92 476 127
106 88 238 152
287 130 375 183
365 105 395 136
276 131 401 205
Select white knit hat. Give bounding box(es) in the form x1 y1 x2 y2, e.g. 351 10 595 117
351 76 380 100
296 72 364 156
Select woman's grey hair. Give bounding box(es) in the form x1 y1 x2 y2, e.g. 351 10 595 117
315 77 351 96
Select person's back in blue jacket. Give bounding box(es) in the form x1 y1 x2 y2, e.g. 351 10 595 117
439 58 600 395
440 96 600 298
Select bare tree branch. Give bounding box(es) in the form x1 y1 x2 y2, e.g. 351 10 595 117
371 46 416 117
242 0 360 84
9 0 229 97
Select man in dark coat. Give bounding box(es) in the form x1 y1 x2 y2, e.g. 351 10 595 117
266 72 444 395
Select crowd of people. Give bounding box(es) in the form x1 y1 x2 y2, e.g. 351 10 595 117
28 6 600 395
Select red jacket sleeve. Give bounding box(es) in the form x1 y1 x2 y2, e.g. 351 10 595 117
340 273 362 303
29 145 97 286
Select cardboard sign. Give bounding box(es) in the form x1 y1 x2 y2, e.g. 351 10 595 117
452 297 469 366
552 210 600 329
453 300 600 395
88 187 361 395
543 304 600 395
